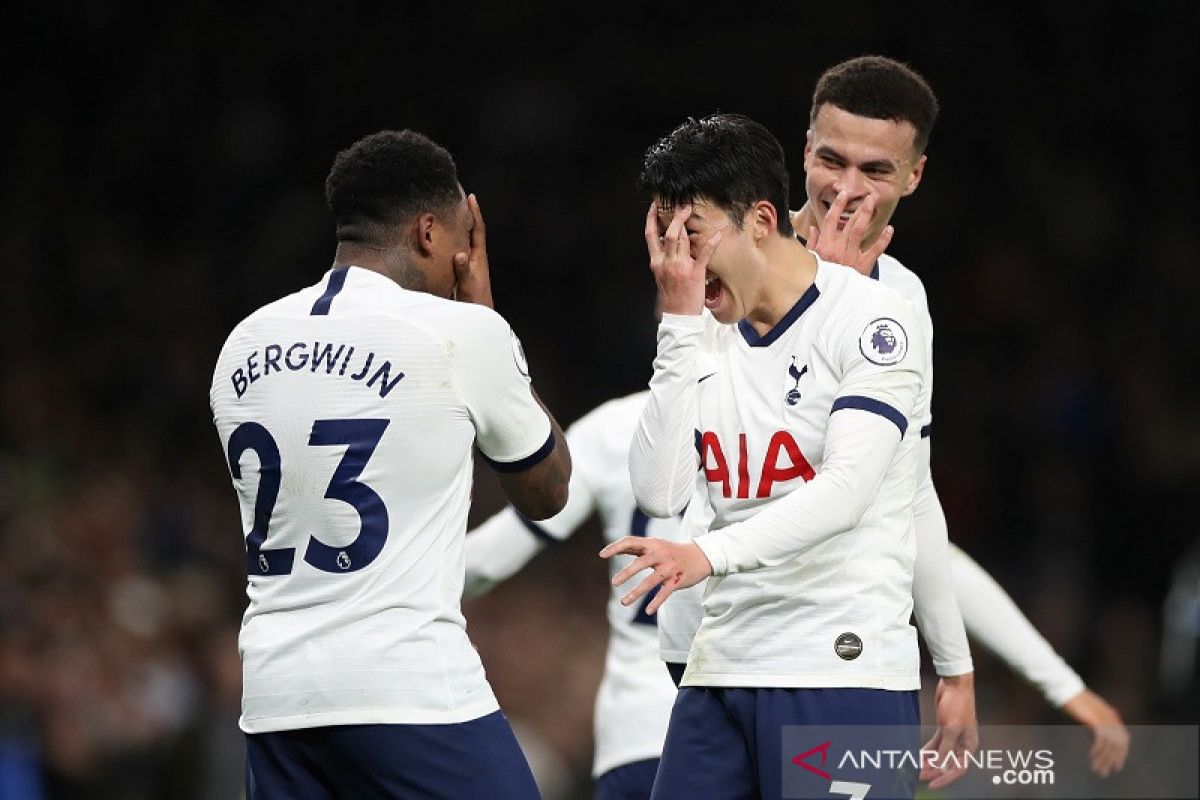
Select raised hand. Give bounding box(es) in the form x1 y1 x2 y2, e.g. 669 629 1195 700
453 193 494 308
805 190 893 274
645 201 721 316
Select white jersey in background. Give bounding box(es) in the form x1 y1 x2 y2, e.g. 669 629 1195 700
211 266 555 733
464 392 678 779
632 256 929 689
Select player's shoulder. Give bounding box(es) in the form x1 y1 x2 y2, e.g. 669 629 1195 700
816 256 913 319
874 254 929 312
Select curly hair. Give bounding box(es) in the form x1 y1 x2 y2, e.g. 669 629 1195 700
324 130 462 244
811 56 939 153
639 113 794 237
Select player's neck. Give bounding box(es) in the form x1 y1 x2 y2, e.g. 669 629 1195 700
332 242 431 294
742 237 817 335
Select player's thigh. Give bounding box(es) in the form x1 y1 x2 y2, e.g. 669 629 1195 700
754 688 921 800
650 688 757 800
595 757 659 800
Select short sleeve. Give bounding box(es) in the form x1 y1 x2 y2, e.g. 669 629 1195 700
454 308 554 469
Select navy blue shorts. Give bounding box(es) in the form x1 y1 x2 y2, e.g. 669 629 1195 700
650 687 919 800
595 757 660 800
245 711 539 799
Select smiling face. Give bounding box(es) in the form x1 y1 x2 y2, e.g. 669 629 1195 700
802 104 926 247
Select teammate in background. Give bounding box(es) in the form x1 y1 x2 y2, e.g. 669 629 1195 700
792 55 1128 777
210 130 570 799
464 393 679 799
603 113 975 799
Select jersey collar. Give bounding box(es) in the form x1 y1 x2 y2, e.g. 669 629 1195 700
737 281 821 348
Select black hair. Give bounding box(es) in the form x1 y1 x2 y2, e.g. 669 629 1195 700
811 56 939 153
639 113 793 237
324 130 461 244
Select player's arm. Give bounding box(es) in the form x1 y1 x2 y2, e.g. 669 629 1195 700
950 544 1130 775
452 194 571 519
911 447 974 676
606 296 926 612
628 202 720 518
464 433 598 598
491 390 571 521
910 453 978 789
457 309 571 521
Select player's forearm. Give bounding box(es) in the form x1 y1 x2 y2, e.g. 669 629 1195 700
912 463 974 676
694 410 899 575
463 507 547 599
950 544 1085 705
630 314 704 517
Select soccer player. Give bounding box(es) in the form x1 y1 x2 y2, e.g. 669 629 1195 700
464 392 680 799
792 55 1128 777
603 112 974 799
210 129 570 799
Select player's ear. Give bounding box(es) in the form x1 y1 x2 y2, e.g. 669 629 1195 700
415 212 437 256
803 128 814 164
903 154 927 197
751 201 778 242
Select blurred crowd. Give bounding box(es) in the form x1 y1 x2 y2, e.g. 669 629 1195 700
2 2 1198 798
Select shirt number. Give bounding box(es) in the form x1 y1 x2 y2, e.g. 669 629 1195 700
227 419 390 576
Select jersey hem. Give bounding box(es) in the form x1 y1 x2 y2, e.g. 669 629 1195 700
239 698 501 733
680 672 920 691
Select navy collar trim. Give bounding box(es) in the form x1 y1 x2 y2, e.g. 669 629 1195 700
869 260 880 280
737 282 821 348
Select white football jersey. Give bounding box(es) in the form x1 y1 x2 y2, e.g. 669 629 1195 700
632 257 928 689
657 255 975 679
464 392 679 778
210 266 555 733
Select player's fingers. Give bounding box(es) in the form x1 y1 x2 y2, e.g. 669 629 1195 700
663 205 691 258
845 194 876 244
645 202 665 258
645 575 680 615
599 536 647 560
694 230 722 271
863 225 893 266
468 193 487 249
824 190 849 233
918 732 942 782
620 571 665 606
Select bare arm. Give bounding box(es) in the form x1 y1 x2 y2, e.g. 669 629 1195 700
494 391 571 520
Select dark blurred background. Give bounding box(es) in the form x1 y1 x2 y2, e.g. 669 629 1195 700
1 2 1198 797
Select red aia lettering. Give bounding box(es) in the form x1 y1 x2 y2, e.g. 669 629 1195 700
757 430 816 497
700 431 815 498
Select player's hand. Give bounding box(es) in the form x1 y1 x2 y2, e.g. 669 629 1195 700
453 193 494 308
599 536 712 614
919 672 979 790
645 201 721 316
805 190 893 273
1060 689 1130 777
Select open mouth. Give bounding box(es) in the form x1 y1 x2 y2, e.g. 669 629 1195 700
705 273 724 309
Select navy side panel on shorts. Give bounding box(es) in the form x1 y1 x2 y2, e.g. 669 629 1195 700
651 687 919 800
245 711 539 800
